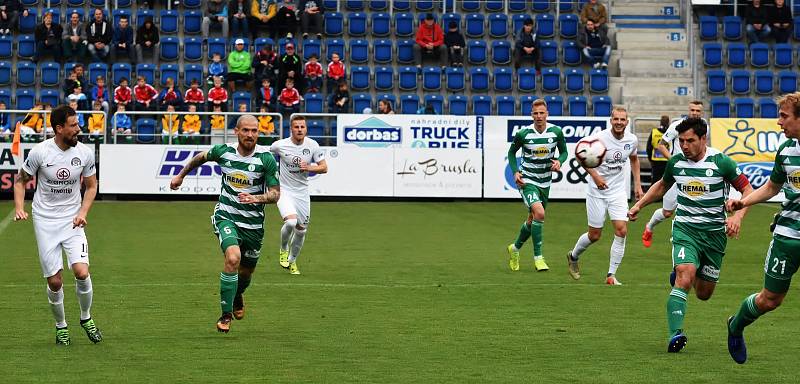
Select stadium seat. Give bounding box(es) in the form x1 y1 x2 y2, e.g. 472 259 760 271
711 97 731 118
349 12 367 36
306 120 326 138
589 69 609 93
539 40 558 66
398 66 418 91
66 8 85 22
726 42 746 67
730 69 751 95
774 43 793 68
592 95 612 117
303 38 321 60
488 14 508 38
544 95 563 116
0 88 10 107
374 66 394 91
415 0 434 11
759 98 778 118
18 9 36 33
512 14 531 36
397 39 415 63
541 68 560 92
373 39 393 63
462 0 480 11
184 11 202 34
565 68 584 93
231 91 251 110
754 70 774 95
159 10 178 34
184 37 203 62
0 61 9 86
493 68 513 92
88 63 108 86
491 40 511 65
468 40 488 64
16 61 35 87
44 8 62 24
323 0 338 10
569 96 588 116
135 63 156 85
749 43 770 68
326 39 345 60
15 88 35 111
371 13 391 36
17 35 35 59
184 0 202 8
794 16 800 41
353 93 372 113
465 13 485 38
422 66 442 91
346 0 365 10
68 0 86 6
723 16 743 40
485 0 503 12
254 37 274 52
304 93 324 113
160 36 180 61
278 37 296 56
496 95 515 116
699 15 718 40
520 95 535 116
394 13 414 37
90 0 105 7
533 0 550 12
349 39 369 63
446 67 465 91
159 64 179 87
112 9 131 27
136 10 155 28
118 0 133 8
448 95 468 116
136 118 157 143
112 63 131 87
706 69 726 94
423 94 444 115
734 97 755 118
518 68 536 92
559 0 573 12
350 66 370 91
324 12 344 36
0 35 11 58
562 40 581 66
509 0 527 12
442 13 461 30
392 0 410 10
40 61 60 87
400 94 420 114
779 70 798 94
470 67 489 92
370 0 388 10
184 64 203 88
536 14 555 38
40 89 59 107
702 42 723 67
559 14 579 39
471 95 492 115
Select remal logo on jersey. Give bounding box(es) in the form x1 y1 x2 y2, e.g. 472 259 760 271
681 180 708 197
788 169 800 189
157 148 222 178
342 117 401 147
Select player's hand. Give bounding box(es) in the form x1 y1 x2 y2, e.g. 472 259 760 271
592 174 608 190
726 199 745 213
551 159 561 172
238 192 259 204
514 171 524 188
73 215 87 228
299 161 310 171
14 209 28 221
170 175 184 190
634 186 644 201
726 216 742 239
627 205 640 221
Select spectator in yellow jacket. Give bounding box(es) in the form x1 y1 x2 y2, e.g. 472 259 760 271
161 104 181 143
87 101 105 142
182 104 202 144
210 104 226 132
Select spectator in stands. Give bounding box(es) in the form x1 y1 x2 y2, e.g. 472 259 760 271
184 79 205 111
328 80 349 113
278 42 303 93
257 105 274 142
227 38 253 92
0 101 9 141
250 0 277 40
113 104 133 143
514 18 540 73
89 75 110 114
278 77 301 117
378 99 394 115
745 0 771 44
64 71 80 98
210 104 225 132
252 43 277 84
417 102 436 115
444 21 465 67
208 76 229 111
770 0 792 44
182 103 202 144
414 13 444 69
207 52 227 86
86 8 112 63
66 84 89 111
135 17 160 64
69 100 85 130
112 15 136 64
580 0 608 34
299 0 323 39
73 64 87 87
228 102 249 130
158 77 184 111
579 19 610 69
229 0 251 38
87 101 105 142
42 103 53 138
62 11 87 63
161 104 180 143
19 102 44 141
647 115 670 184
203 0 230 40
272 0 298 39
304 54 323 93
0 0 26 36
326 51 344 94
255 77 275 111
133 75 158 112
34 11 63 63
114 77 133 109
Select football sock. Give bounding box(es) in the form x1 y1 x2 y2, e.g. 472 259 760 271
531 220 544 258
75 275 93 321
47 286 67 328
571 232 592 260
647 209 666 231
729 293 764 337
280 219 297 251
513 221 531 250
667 288 688 337
236 276 251 297
608 235 626 275
289 228 307 263
219 272 238 313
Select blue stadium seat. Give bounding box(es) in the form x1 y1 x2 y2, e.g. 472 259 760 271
774 43 793 68
533 0 550 12
488 14 508 38
559 0 573 12
323 0 338 10
470 67 489 92
703 42 723 67
512 14 530 36
723 16 743 40
734 97 755 118
184 37 203 62
112 9 131 27
40 61 60 87
350 66 370 91
0 61 9 85
254 37 274 52
562 40 581 66
541 68 560 92
749 43 770 68
40 89 59 107
349 12 367 36
569 96 588 116
16 88 35 111
398 66 418 91
349 39 369 63
539 40 558 66
136 10 155 28
0 35 11 58
17 35 35 59
18 9 36 33
184 64 204 88
565 68 584 93
303 38 322 60
112 63 132 87
370 0 388 10
754 70 774 95
346 0 365 10
415 0 434 11
536 13 555 38
759 98 778 118
160 64 179 87
325 12 344 36
589 69 608 93
304 93 324 113
423 94 444 115
699 15 718 40
394 13 414 37
374 39 393 63
44 8 61 25
509 0 527 12
397 39 415 63
448 95 468 116
520 95 535 116
468 40 487 64
494 67 513 92
159 10 178 34
442 13 461 30
794 16 800 40
471 95 492 115
68 0 86 6
136 63 156 85
446 67 465 91
491 40 511 65
278 37 296 55
160 36 180 61
400 94 420 114
0 88 10 107
461 0 480 11
726 42 746 67
136 118 157 143
559 14 579 39
779 70 798 93
86 62 106 86
90 0 105 8
730 70 751 95
393 0 410 10
374 66 394 91
306 120 326 137
66 8 85 22
518 68 536 92
184 10 202 34
485 0 503 12
353 93 372 113
465 13 485 38
326 39 345 60
592 95 612 117
707 69 726 94
232 91 251 110
184 0 202 7
377 93 396 110
497 95 515 116
371 13 391 36
16 61 35 87
118 0 132 8
544 95 563 116
423 66 442 91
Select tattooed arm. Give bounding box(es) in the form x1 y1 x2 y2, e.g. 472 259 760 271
170 151 208 190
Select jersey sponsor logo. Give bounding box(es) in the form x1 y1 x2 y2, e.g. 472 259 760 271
225 171 253 189
739 162 773 189
342 117 402 147
532 146 550 158
157 148 222 178
56 168 70 180
71 157 81 166
789 169 800 189
506 119 604 143
681 179 709 197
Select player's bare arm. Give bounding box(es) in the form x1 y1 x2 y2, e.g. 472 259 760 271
74 174 98 228
550 159 562 172
585 167 607 190
170 151 208 190
238 185 280 204
299 159 328 174
727 180 783 212
630 153 644 200
628 179 671 220
657 139 672 160
725 176 755 238
13 168 33 221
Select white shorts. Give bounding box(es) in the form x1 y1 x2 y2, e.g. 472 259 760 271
586 194 629 228
277 191 311 227
663 184 678 212
33 217 89 278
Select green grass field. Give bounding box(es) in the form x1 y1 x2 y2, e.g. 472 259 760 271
0 200 797 383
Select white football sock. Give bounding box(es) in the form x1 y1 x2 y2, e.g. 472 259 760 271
280 219 297 251
646 209 666 231
608 235 626 275
47 286 67 328
289 228 307 263
75 275 93 321
571 232 593 260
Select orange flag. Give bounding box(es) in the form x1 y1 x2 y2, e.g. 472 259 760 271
10 120 21 156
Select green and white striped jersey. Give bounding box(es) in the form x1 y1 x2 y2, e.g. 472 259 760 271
663 147 742 232
206 143 279 230
507 123 568 189
770 139 800 239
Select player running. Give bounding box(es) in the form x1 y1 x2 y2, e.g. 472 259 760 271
170 115 280 333
506 98 568 272
567 106 643 285
270 115 328 275
14 105 102 346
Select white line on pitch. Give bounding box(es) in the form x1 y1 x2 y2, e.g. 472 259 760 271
0 209 15 236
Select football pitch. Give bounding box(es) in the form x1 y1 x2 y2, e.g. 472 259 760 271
1 200 797 383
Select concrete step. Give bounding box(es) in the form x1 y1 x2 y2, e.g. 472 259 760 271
619 58 692 74
616 40 687 51
616 30 690 43
611 4 682 16
618 50 689 60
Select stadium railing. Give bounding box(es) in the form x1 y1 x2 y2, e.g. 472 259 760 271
2 109 108 144
110 111 283 145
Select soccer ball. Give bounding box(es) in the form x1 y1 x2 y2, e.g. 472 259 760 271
574 139 606 168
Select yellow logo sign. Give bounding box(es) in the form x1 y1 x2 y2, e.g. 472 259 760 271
710 118 785 162
789 169 800 189
682 180 708 197
533 146 550 158
225 171 252 189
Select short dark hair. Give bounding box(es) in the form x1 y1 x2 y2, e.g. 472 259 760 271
425 13 434 20
119 15 128 22
51 104 76 131
448 21 457 29
675 117 707 138
523 18 534 26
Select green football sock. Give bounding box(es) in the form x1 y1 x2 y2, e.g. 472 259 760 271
236 276 252 296
667 288 688 337
219 272 238 313
729 293 763 336
531 220 544 257
514 222 532 249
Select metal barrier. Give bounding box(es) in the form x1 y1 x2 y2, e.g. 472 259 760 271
1 109 108 144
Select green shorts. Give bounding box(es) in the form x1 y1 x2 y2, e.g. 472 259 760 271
671 226 727 283
212 217 264 268
763 234 800 293
519 184 549 209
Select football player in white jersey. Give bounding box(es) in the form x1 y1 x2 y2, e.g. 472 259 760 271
270 115 327 275
642 101 705 247
567 106 643 285
13 105 102 346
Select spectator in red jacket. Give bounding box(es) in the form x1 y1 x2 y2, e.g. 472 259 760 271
114 77 132 109
207 76 229 111
184 79 206 111
278 77 301 117
133 75 158 112
304 54 323 93
414 13 444 68
326 52 345 95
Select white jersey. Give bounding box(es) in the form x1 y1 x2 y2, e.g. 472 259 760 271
22 139 96 220
661 117 709 157
270 137 325 193
587 128 638 198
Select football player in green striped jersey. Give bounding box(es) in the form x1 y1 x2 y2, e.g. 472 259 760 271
171 115 280 333
628 117 753 354
724 92 800 364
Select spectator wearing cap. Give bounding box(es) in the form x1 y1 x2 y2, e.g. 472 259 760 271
228 38 253 92
62 11 87 63
278 42 304 93
444 20 465 67
203 0 230 39
415 13 444 68
34 11 63 63
514 18 540 72
580 0 608 34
